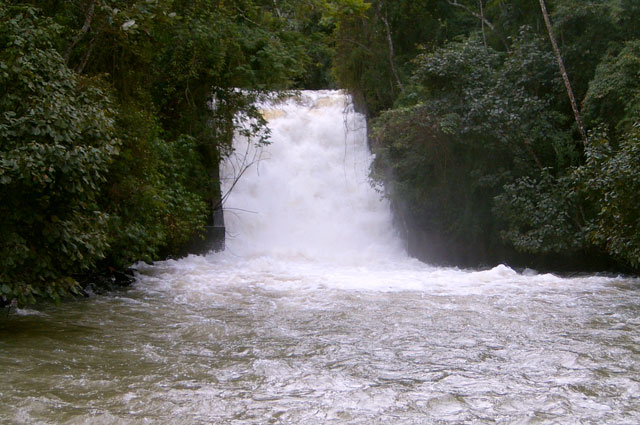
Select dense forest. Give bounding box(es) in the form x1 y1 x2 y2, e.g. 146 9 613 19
1 0 639 306
332 0 640 272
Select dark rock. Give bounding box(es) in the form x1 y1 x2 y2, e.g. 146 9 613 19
179 225 225 257
75 267 136 296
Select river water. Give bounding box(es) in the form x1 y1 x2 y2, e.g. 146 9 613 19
1 91 639 424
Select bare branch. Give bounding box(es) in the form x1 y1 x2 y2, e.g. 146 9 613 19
272 0 282 18
64 0 95 64
335 38 375 54
216 133 268 211
75 37 95 73
447 0 495 31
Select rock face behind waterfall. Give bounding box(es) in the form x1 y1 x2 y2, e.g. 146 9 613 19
220 90 405 263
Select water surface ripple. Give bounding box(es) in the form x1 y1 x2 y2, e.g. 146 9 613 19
1 257 639 424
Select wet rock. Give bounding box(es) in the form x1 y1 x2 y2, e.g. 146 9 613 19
76 268 136 296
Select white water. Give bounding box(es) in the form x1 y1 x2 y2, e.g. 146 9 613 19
222 90 404 263
2 91 639 424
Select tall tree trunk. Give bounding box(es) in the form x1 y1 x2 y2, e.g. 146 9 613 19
64 0 95 64
380 2 404 93
538 0 587 142
479 0 487 49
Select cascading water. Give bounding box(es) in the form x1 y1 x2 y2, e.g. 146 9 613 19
221 90 404 262
1 91 639 425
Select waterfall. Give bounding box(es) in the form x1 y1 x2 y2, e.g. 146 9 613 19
220 90 405 263
4 95 635 425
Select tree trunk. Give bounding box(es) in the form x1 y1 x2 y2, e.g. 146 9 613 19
380 2 404 93
64 0 95 64
538 0 587 142
479 0 487 49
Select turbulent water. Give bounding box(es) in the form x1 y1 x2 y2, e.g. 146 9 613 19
2 91 640 424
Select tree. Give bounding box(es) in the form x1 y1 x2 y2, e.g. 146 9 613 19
575 125 640 268
0 5 118 305
582 40 640 139
538 0 586 142
370 33 572 265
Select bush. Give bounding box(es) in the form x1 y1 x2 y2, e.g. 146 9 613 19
576 125 640 268
0 6 118 305
583 39 640 138
100 103 208 269
495 172 584 255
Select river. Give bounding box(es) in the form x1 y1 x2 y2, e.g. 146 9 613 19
1 91 639 424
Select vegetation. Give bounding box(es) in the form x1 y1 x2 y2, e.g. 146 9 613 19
1 6 117 304
334 0 640 270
